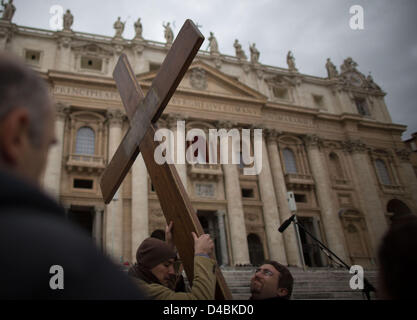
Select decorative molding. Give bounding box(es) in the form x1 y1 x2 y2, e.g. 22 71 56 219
55 102 70 121
395 148 411 162
106 108 125 127
303 134 323 149
341 139 368 153
189 68 208 90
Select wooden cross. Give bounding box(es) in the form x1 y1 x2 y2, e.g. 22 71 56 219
100 20 232 300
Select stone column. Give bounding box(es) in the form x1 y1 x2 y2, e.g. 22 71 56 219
93 207 103 250
167 113 187 189
216 210 229 266
266 130 301 267
131 153 149 261
304 134 349 262
311 216 327 266
343 140 388 256
43 103 68 199
105 109 125 263
258 133 287 264
396 149 417 210
219 122 250 265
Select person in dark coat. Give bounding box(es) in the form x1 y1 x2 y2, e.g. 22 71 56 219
377 214 417 299
249 260 294 300
0 52 144 299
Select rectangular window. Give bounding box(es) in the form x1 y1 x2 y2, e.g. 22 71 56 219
294 194 307 203
81 56 103 71
149 63 161 72
25 49 41 66
73 179 93 189
272 87 288 100
312 94 324 108
242 188 254 198
355 98 370 116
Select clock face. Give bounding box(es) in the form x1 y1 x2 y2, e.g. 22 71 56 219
347 73 363 87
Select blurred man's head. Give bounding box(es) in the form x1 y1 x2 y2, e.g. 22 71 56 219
378 214 417 299
250 260 293 300
0 53 56 185
136 237 177 288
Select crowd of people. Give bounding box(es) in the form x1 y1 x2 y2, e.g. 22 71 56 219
0 52 415 300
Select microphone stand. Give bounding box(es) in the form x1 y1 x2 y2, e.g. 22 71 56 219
293 219 376 300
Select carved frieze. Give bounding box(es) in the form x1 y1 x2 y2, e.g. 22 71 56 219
189 68 208 90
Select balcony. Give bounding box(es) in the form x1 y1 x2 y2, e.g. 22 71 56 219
284 173 314 189
381 184 405 195
331 178 352 190
66 153 106 173
188 163 223 180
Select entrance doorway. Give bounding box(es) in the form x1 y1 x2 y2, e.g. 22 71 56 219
197 210 222 264
247 233 265 266
297 217 325 267
67 205 94 237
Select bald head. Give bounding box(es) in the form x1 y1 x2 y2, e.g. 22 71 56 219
0 53 56 184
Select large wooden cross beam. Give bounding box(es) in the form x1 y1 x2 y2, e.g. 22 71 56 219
100 20 232 300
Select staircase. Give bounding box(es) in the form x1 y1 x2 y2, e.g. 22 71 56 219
220 266 378 300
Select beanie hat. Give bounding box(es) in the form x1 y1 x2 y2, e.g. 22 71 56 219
136 237 177 269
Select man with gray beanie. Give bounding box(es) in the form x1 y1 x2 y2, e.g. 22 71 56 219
129 228 216 300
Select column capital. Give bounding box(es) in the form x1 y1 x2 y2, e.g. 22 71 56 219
341 139 368 153
303 134 323 149
215 210 226 218
55 102 70 121
106 108 125 127
264 128 281 143
166 113 187 129
395 148 411 162
215 120 237 130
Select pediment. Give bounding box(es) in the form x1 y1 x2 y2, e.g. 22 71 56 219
137 60 266 100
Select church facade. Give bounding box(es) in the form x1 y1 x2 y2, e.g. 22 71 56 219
2 11 416 269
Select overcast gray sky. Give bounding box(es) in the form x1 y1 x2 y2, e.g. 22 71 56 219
12 0 417 139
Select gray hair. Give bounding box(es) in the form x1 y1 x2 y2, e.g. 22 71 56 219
0 53 51 147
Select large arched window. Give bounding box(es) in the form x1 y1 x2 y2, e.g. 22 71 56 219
375 159 391 185
283 148 297 173
75 127 95 155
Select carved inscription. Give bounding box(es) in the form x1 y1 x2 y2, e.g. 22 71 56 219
170 97 261 116
53 85 121 101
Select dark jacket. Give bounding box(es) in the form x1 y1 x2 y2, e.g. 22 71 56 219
0 169 144 299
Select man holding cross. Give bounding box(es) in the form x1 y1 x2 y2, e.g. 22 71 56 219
128 222 217 299
101 19 232 300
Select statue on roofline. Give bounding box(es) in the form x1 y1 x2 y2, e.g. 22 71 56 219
249 43 259 64
287 51 297 71
233 39 247 60
134 17 143 39
163 22 174 44
325 58 338 79
0 0 16 21
63 9 73 31
113 17 125 38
